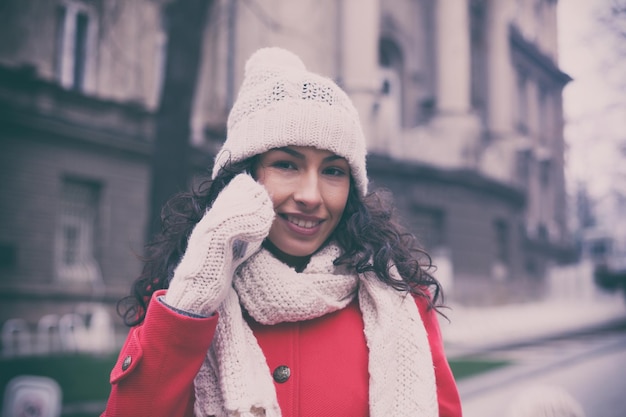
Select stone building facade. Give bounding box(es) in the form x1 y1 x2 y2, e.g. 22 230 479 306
0 0 163 332
0 0 573 341
194 0 573 303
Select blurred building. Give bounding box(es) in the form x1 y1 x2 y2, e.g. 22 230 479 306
579 190 626 295
0 0 574 343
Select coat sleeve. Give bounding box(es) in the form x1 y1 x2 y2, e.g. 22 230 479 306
101 289 218 417
415 296 463 417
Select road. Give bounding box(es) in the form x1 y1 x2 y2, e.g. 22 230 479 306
458 321 626 417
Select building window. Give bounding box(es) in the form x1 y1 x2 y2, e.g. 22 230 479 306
0 242 17 269
378 38 404 127
537 86 550 145
533 0 545 36
537 222 549 241
55 178 101 284
539 159 551 187
525 258 538 276
514 71 529 134
516 149 532 186
154 11 169 105
494 219 510 265
410 206 446 251
470 0 487 115
55 1 96 91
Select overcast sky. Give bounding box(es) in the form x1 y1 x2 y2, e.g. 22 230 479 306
557 0 626 200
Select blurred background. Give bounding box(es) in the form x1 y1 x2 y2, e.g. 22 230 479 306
0 0 624 416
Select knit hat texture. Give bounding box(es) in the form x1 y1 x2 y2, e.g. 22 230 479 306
212 47 368 196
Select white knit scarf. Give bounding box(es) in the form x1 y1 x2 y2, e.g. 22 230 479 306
193 244 438 417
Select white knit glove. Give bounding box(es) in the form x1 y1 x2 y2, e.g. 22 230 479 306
165 174 275 315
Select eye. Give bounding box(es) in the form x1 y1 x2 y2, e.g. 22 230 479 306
323 166 347 177
271 160 297 170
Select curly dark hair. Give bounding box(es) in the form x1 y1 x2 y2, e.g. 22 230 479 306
118 156 444 326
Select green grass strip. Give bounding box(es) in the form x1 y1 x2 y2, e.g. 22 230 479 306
1 354 510 408
0 354 117 404
448 358 512 380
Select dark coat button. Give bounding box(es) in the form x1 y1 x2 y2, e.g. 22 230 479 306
122 355 132 371
272 365 290 383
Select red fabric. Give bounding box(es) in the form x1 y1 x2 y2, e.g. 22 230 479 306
102 289 462 417
415 297 464 417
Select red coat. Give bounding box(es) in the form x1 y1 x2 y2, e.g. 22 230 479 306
102 289 462 417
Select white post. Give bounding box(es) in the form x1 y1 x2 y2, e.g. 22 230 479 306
340 0 381 152
435 0 472 114
485 0 515 136
428 0 481 168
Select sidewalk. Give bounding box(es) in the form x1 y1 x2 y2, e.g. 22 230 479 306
438 292 626 359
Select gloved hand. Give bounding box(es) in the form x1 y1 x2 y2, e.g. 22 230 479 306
165 173 275 315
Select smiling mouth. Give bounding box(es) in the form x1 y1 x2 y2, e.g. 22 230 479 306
284 215 323 229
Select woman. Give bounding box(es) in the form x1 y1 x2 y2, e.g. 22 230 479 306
102 47 462 417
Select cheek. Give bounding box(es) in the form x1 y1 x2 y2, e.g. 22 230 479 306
326 187 350 217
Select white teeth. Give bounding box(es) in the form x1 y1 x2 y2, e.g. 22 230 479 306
287 216 319 229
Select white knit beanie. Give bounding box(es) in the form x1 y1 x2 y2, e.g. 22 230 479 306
212 47 368 196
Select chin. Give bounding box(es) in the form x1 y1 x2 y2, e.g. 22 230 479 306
283 245 318 257
274 239 325 257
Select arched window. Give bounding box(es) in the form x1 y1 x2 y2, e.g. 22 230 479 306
378 38 404 127
54 0 98 92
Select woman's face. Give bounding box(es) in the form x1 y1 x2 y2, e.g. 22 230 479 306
254 146 351 257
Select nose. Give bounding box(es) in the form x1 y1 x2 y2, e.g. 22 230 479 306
293 171 322 208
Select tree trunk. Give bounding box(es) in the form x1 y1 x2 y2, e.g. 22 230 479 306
148 0 211 240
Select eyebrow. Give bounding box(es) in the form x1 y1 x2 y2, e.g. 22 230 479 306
274 147 346 163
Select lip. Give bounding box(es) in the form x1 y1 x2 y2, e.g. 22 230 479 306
279 213 325 236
